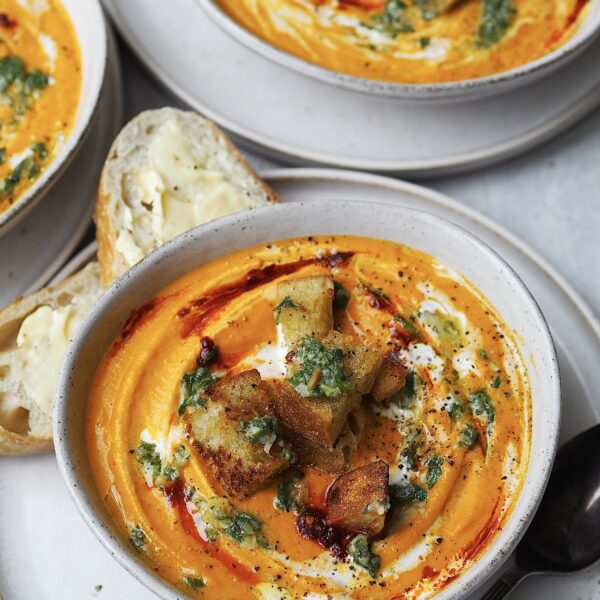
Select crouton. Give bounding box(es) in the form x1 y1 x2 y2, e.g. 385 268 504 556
285 405 367 474
267 379 361 447
326 460 390 536
322 331 383 395
267 330 379 449
276 276 334 349
370 358 407 404
185 370 293 497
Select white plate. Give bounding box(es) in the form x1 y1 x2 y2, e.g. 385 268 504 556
101 0 600 177
0 27 123 309
0 0 107 235
0 170 599 599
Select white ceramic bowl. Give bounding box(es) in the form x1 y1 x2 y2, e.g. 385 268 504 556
196 0 600 103
0 0 107 235
55 200 561 599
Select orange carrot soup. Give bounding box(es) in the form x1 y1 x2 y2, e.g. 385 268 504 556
87 235 531 598
0 0 81 213
215 0 590 84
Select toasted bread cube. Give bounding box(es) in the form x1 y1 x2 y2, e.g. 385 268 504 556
322 331 383 395
370 358 407 404
276 276 334 349
267 379 360 447
285 406 367 474
326 460 390 536
206 369 270 413
185 370 292 497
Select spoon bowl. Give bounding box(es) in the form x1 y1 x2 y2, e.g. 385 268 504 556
518 423 600 572
483 423 600 599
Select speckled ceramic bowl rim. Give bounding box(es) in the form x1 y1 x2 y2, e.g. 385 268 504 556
196 0 600 101
55 200 561 599
0 0 107 235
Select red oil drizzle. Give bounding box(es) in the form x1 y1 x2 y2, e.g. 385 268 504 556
109 297 166 356
338 0 385 9
439 493 504 590
166 479 260 585
179 252 354 338
547 0 588 46
0 13 17 27
420 367 434 390
388 323 413 350
363 287 395 312
311 0 385 9
422 565 439 579
460 494 503 562
296 507 357 559
320 251 354 269
387 494 505 597
361 290 418 350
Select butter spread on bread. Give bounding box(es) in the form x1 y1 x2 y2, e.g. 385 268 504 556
16 304 83 417
95 108 280 286
0 262 101 454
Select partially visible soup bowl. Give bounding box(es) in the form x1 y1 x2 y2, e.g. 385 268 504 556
196 0 600 103
0 0 107 235
55 200 560 599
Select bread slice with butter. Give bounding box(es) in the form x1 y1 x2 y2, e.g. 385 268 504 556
0 263 101 455
94 108 280 287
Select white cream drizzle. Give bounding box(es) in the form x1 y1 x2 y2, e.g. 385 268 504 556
399 343 445 383
239 339 287 379
38 33 57 69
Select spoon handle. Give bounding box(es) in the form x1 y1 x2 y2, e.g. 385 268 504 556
480 568 526 600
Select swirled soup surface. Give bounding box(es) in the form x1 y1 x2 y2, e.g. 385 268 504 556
215 0 590 84
87 235 531 599
0 0 81 213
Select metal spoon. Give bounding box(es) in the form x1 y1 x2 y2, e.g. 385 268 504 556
482 423 600 599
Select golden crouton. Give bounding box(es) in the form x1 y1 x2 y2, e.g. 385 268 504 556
185 370 293 497
370 358 407 404
284 406 367 474
322 331 383 395
267 379 361 448
276 276 334 349
326 460 390 536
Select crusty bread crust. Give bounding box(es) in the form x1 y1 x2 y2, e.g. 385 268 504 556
95 187 128 287
0 424 53 455
0 262 101 455
94 108 280 288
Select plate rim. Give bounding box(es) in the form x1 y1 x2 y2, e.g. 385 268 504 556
101 0 600 176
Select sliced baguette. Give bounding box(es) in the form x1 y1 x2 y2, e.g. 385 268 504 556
0 262 101 455
94 108 280 287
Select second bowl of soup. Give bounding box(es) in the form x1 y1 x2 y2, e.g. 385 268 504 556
197 0 600 101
